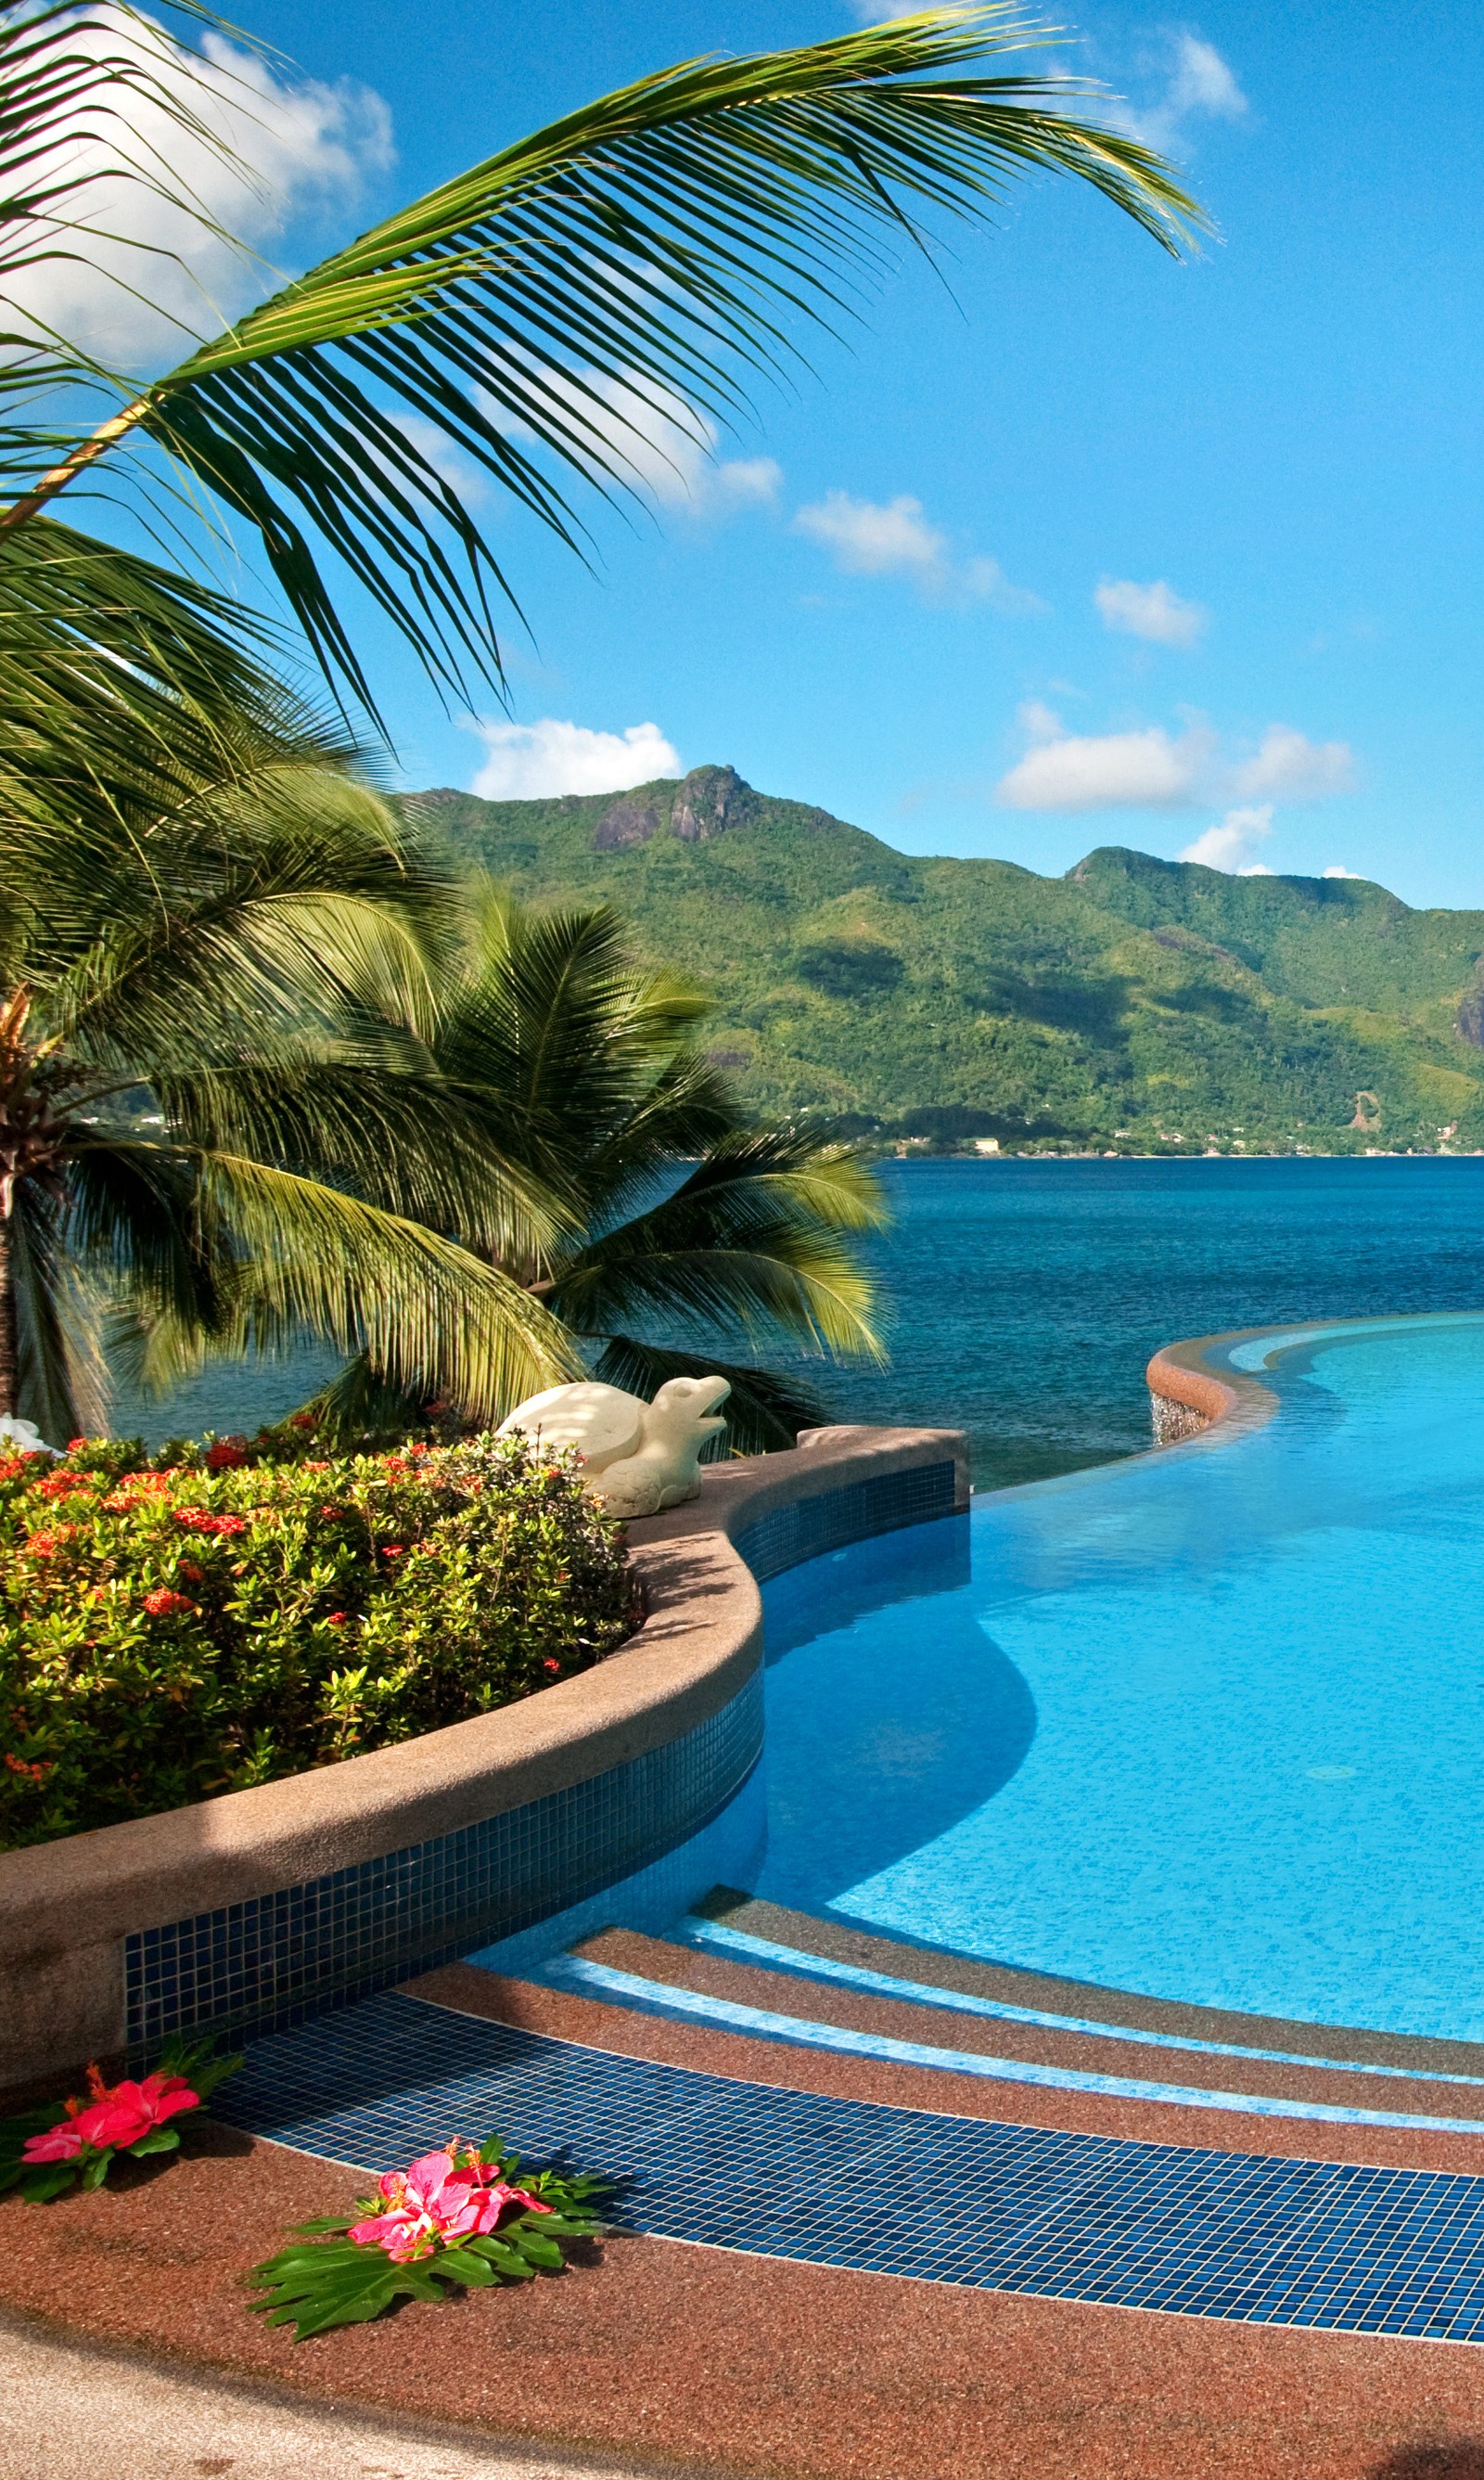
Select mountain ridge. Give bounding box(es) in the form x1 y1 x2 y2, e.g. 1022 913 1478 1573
404 767 1484 1150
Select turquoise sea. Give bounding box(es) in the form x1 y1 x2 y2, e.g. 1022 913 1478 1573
820 1156 1484 1489
129 1157 1484 1488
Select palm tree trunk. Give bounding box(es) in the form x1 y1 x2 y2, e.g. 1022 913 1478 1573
0 1211 18 1420
0 397 151 534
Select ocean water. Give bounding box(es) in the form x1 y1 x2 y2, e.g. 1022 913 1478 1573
804 1156 1484 1488
754 1313 1484 2039
126 1157 1484 1482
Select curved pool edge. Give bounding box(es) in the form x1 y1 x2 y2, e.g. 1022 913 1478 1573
0 1421 967 2093
1146 1325 1284 1445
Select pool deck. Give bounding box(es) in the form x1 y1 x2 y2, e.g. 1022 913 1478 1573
6 1960 1484 2479
11 1332 1484 2475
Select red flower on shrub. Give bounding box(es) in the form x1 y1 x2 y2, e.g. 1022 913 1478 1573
173 1510 246 1536
289 1411 317 1431
206 1439 248 1471
178 1561 203 1584
105 1471 175 1510
326 1611 347 1625
380 1544 404 1559
4 1753 49 1781
143 1588 194 1617
544 1659 561 1674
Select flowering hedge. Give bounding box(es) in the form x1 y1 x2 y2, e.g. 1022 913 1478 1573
0 1427 637 1849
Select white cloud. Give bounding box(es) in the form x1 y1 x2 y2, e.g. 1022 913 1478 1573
1170 33 1247 120
1123 30 1248 152
998 705 1215 811
1095 577 1207 648
794 490 1042 609
1233 724 1355 800
1181 804 1274 872
5 6 392 371
995 706 1356 816
1324 864 1363 879
505 369 780 519
467 718 681 802
796 490 943 577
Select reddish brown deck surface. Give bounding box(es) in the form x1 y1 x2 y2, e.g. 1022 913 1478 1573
2 2114 1484 2480
6 1970 1484 2477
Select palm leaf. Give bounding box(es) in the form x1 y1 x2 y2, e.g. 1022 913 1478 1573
187 1150 579 1420
592 1334 833 1454
4 8 1205 713
549 1129 888 1361
0 0 263 321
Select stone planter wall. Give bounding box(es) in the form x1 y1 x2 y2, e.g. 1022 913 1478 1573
0 1423 966 2086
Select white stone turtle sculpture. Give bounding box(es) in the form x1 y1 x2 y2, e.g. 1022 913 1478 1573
496 1376 730 1518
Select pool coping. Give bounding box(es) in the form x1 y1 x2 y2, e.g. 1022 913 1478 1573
1145 1325 1282 1443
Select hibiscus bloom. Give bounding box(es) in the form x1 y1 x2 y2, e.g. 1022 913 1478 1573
349 2148 550 2262
21 2066 199 2164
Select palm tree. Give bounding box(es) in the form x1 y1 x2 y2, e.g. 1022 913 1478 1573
0 3 1201 1433
0 553 576 1435
316 893 887 1454
0 4 1203 724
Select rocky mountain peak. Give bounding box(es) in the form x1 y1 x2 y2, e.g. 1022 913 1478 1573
592 764 749 853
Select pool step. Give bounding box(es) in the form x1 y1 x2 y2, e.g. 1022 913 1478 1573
531 1924 1484 2134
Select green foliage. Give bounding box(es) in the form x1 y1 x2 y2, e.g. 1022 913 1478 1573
0 2036 240 2204
250 2138 608 2340
410 775 1484 1150
1 7 1201 721
0 1428 634 1848
335 890 887 1452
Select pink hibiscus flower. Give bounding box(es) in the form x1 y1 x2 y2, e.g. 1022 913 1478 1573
21 2066 200 2165
349 2147 551 2262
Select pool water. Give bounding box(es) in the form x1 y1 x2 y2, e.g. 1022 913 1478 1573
753 1314 1484 2043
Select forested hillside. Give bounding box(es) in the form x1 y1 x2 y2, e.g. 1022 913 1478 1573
405 766 1484 1151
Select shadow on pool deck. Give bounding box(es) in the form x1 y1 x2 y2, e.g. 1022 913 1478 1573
1370 2446 1484 2479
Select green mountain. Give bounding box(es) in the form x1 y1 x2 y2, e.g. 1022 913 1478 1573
404 765 1484 1151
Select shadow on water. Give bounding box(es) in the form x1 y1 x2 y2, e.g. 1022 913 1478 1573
757 1517 1038 1912
761 1513 971 1662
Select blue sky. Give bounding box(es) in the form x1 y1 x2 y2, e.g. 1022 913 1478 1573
79 1 1484 904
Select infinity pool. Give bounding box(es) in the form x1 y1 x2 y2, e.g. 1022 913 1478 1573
753 1314 1484 2043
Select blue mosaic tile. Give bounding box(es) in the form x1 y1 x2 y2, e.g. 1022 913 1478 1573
126 1675 761 2050
732 1460 956 1583
223 1990 1484 2341
123 1461 954 2054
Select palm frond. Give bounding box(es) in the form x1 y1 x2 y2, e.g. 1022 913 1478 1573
592 1333 832 1455
5 7 1205 713
191 1150 579 1420
39 777 453 1062
154 1057 566 1266
11 1178 106 1439
0 0 263 312
549 1129 888 1361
